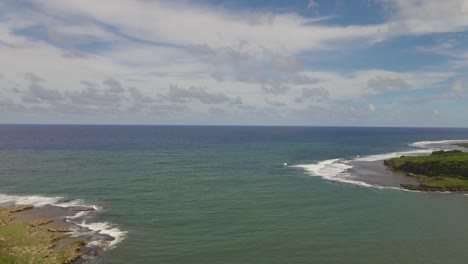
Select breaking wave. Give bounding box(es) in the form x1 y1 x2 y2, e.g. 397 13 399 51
0 193 126 250
293 139 466 189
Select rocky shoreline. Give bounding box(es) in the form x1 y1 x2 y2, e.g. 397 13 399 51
400 183 468 192
0 204 114 263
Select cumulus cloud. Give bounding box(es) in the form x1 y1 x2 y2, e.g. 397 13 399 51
161 84 242 105
452 79 466 94
66 87 122 107
295 87 329 103
401 79 466 105
261 83 290 95
367 76 411 92
24 72 46 84
103 78 126 93
307 0 319 9
62 49 88 59
21 73 64 103
416 39 458 56
186 44 252 65
285 74 321 85
0 0 467 125
270 54 302 73
26 0 388 55
383 0 468 36
23 83 64 102
128 87 153 103
302 87 329 99
265 99 286 107
210 72 225 82
289 70 454 100
0 99 27 112
27 0 468 57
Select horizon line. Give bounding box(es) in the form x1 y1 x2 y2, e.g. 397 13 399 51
1 123 468 129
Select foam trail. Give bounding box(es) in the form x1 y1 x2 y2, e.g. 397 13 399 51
78 221 127 248
293 148 431 188
0 193 97 209
67 211 90 220
355 149 432 162
0 193 62 207
293 159 374 188
410 140 468 149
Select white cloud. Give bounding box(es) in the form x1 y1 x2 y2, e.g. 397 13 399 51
307 0 319 9
0 0 467 125
384 0 468 36
400 79 466 105
30 0 388 54
452 79 466 94
368 103 376 112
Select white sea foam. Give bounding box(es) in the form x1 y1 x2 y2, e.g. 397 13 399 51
55 199 88 207
354 149 432 162
0 193 62 207
410 140 468 149
0 193 126 249
77 221 127 248
0 193 98 210
293 159 374 188
293 139 468 190
67 210 90 220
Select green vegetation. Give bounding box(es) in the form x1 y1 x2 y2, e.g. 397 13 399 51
0 206 86 264
384 150 468 191
453 143 468 148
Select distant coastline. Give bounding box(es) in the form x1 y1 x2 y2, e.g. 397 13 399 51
295 139 468 192
384 146 468 192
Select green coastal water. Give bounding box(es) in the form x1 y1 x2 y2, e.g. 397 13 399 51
1 125 468 263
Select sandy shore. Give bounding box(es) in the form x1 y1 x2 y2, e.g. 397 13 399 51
348 159 420 188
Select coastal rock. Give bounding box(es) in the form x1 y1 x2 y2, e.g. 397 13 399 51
0 206 94 263
10 205 33 212
28 219 53 227
48 228 71 232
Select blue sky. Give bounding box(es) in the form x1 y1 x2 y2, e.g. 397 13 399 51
0 0 467 126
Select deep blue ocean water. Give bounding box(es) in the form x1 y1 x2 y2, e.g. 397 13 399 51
1 125 468 263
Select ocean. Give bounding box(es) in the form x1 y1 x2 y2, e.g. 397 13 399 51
1 125 468 263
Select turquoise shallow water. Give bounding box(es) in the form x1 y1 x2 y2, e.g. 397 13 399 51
1 125 468 263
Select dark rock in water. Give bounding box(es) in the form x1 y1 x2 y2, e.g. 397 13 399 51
48 227 71 232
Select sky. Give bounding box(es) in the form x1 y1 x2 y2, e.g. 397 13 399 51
0 0 467 127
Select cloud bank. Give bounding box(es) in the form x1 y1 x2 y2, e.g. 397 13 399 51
0 0 467 126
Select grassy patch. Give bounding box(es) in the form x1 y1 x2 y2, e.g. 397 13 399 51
0 206 85 264
401 176 468 192
453 143 468 148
